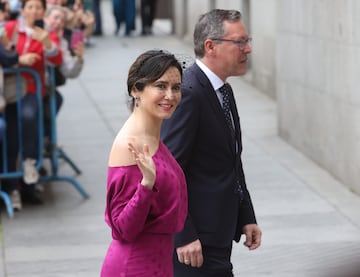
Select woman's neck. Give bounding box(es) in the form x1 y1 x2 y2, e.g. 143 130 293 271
23 18 34 28
128 112 162 140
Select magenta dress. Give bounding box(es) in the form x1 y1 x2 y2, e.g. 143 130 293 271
101 142 188 277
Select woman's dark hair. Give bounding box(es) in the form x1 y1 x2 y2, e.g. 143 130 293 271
127 50 183 107
21 0 46 10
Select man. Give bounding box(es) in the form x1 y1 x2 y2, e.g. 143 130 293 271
161 9 262 276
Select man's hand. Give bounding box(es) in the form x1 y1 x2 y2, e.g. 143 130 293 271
176 239 203 268
243 224 262 250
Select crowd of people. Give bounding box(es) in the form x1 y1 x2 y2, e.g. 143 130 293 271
0 0 89 211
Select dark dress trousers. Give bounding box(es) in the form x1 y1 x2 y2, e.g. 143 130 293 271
161 63 257 274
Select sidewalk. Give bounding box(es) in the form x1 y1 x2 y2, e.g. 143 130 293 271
1 4 360 276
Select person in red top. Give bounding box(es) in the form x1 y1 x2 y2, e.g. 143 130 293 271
3 0 63 208
5 0 63 95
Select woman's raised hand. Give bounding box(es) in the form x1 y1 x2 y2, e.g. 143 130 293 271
128 143 156 190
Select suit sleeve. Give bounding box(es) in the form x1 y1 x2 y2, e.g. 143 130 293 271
161 84 201 247
234 158 257 242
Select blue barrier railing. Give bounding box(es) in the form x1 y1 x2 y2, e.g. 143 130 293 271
40 66 89 199
0 67 43 217
1 67 44 177
0 66 89 218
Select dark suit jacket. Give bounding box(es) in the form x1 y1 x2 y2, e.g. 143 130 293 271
161 63 257 248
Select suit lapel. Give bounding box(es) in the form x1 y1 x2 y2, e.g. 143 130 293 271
191 65 223 115
191 64 237 153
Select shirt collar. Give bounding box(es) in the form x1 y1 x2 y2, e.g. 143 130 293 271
196 59 225 91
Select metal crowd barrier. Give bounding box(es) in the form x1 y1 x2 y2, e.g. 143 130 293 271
0 67 89 218
41 66 89 199
0 67 44 217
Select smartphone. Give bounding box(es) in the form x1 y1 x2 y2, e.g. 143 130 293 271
34 19 44 29
71 29 84 50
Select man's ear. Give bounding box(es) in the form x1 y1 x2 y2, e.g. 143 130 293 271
204 39 216 54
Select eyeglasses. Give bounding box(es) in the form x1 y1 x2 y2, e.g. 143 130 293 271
210 37 252 50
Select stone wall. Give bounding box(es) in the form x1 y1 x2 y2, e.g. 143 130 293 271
249 0 277 99
277 0 360 194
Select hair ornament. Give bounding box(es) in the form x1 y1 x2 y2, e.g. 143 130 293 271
173 53 195 70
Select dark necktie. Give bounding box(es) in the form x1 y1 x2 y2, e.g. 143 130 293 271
219 84 235 134
220 84 244 199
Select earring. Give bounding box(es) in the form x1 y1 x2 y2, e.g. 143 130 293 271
135 97 140 107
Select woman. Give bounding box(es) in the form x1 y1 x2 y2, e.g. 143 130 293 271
43 6 84 148
4 0 63 206
70 0 94 46
44 6 84 79
101 50 188 277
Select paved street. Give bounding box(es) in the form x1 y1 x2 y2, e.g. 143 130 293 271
1 3 360 276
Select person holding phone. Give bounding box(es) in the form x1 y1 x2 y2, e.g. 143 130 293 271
4 0 63 208
44 6 84 79
43 6 84 140
71 0 94 46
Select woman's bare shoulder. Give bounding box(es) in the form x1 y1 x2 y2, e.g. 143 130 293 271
108 135 136 167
